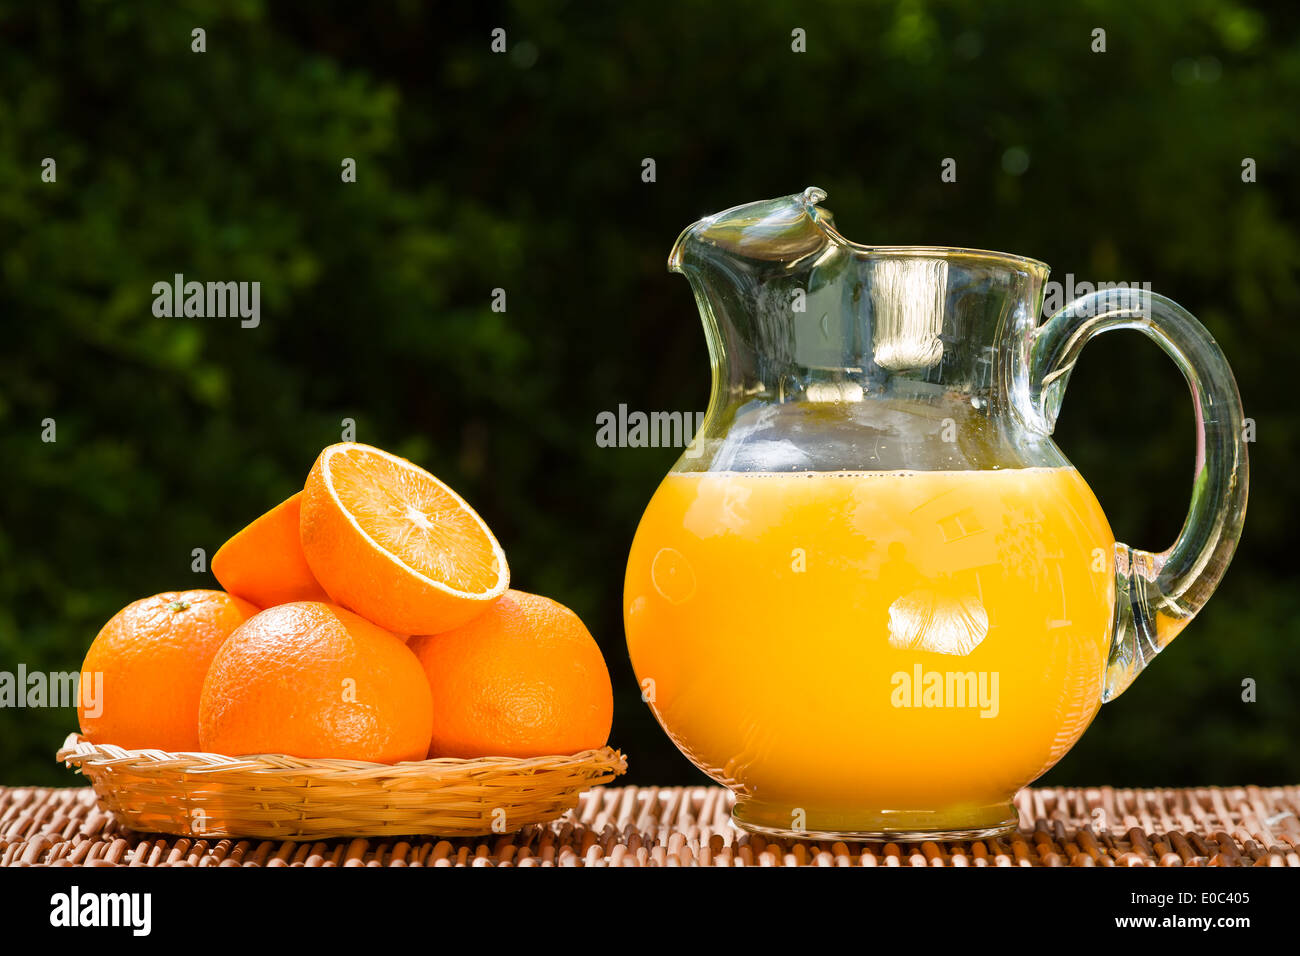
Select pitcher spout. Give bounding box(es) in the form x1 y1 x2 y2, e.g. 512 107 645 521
668 186 834 280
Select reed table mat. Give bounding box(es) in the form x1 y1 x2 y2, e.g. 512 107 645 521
3 784 1298 866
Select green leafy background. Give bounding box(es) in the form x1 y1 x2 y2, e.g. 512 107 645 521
1 0 1296 786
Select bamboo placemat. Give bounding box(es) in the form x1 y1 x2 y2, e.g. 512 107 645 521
2 784 1298 866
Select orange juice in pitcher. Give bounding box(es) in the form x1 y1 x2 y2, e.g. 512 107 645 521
625 465 1115 836
624 188 1248 840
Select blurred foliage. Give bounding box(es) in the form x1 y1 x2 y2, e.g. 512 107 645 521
0 0 1296 787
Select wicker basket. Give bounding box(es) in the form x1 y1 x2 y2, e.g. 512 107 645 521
57 733 626 840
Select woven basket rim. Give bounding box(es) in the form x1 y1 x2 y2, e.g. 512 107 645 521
55 731 627 839
57 731 627 777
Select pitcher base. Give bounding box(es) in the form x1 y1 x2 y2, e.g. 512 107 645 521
731 799 1019 843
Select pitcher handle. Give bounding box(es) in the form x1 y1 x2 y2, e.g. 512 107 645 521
1022 288 1249 700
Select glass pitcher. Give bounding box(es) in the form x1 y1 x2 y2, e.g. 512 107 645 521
623 187 1248 841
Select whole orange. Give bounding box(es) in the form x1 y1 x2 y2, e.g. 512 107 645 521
198 601 432 763
78 590 257 751
211 491 330 609
408 590 613 759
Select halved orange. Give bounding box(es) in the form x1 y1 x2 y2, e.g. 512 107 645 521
300 443 509 634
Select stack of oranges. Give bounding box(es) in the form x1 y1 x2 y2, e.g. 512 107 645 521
77 443 613 764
